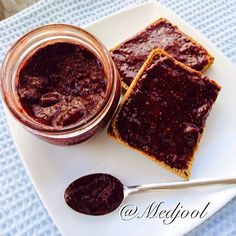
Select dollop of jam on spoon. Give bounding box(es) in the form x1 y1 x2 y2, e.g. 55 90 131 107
64 173 124 215
65 173 236 216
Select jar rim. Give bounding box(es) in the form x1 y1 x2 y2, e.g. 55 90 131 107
0 24 119 138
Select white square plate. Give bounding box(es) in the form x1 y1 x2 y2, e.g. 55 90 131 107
5 1 236 235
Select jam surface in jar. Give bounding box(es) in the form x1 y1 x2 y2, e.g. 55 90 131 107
17 42 107 128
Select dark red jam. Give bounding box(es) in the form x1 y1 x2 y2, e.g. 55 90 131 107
110 51 220 175
17 42 107 127
64 173 124 215
111 18 212 87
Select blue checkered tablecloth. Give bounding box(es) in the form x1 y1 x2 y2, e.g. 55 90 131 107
0 0 236 235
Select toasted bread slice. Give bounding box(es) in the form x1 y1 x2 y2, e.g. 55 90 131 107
108 49 220 179
111 18 214 89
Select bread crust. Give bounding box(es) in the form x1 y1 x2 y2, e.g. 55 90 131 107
110 17 214 90
108 48 221 180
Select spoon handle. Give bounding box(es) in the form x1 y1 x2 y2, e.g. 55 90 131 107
127 177 236 195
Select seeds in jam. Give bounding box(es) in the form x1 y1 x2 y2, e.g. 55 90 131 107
17 42 107 127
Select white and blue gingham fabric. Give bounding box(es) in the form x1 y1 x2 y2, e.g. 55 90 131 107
0 0 236 235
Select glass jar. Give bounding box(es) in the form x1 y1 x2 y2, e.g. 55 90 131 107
0 24 121 145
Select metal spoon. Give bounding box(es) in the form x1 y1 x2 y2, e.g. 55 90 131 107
64 173 236 216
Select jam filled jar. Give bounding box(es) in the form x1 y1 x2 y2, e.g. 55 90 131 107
0 24 121 145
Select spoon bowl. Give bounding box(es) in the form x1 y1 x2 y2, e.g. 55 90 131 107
64 173 124 215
